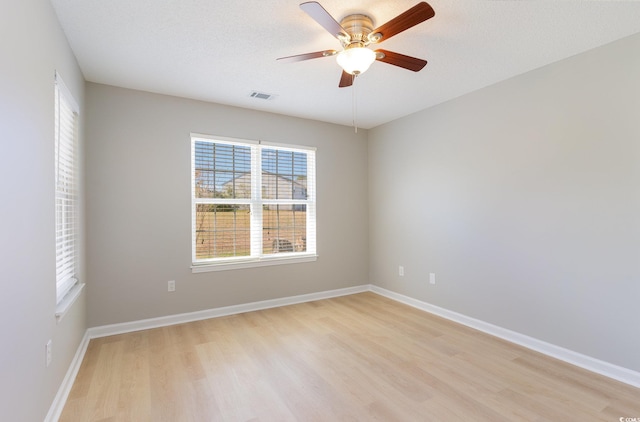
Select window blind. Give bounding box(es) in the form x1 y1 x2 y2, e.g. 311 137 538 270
54 73 79 303
191 135 316 267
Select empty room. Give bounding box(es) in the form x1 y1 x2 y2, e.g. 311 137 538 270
2 0 640 421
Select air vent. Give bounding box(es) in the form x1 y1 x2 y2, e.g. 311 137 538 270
249 91 276 100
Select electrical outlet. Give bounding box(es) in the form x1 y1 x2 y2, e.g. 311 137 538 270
399 266 404 277
429 273 436 285
46 340 52 367
168 280 176 292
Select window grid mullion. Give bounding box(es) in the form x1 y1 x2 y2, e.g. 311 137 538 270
250 145 262 257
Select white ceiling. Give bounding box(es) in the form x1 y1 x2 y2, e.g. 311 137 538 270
51 0 640 129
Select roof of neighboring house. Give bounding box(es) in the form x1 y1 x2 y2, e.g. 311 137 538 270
222 170 307 190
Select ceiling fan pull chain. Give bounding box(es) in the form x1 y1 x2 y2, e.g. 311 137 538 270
353 74 358 133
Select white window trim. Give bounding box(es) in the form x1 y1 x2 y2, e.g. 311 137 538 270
54 71 81 308
55 282 85 322
191 134 317 272
191 255 317 273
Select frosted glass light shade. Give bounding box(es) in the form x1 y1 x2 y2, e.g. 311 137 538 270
336 47 376 75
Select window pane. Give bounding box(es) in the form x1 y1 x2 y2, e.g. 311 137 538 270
263 205 307 254
194 142 251 199
191 136 316 266
262 149 307 200
195 204 250 259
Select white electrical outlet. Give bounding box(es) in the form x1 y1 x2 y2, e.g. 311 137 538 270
46 340 52 367
429 273 436 285
399 266 404 276
168 280 176 292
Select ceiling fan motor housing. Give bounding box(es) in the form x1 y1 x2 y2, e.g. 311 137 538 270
339 14 377 47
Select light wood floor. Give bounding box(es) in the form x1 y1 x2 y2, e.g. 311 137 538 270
60 292 640 421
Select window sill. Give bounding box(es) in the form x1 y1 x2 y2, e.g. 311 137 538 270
191 254 318 273
55 282 85 323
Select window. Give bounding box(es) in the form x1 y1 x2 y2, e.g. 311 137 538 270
54 73 79 304
191 134 316 271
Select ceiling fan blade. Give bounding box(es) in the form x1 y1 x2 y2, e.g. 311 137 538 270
300 2 348 40
370 2 435 43
339 71 353 88
375 49 427 72
277 50 337 63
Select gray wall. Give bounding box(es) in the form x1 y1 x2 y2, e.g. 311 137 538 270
368 33 640 372
0 0 87 420
85 83 369 327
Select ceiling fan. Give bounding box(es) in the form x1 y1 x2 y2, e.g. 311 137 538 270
277 1 435 88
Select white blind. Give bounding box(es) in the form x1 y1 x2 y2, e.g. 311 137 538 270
191 135 316 265
55 73 79 303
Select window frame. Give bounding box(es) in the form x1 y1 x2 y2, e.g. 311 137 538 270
54 72 80 305
190 134 317 272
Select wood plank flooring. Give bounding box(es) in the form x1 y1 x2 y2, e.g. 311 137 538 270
60 292 640 421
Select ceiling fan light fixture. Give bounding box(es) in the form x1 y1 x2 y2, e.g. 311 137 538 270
336 47 376 75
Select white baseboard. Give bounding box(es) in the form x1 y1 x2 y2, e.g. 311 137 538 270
370 285 640 389
44 330 91 422
46 284 368 421
47 283 640 421
87 284 369 339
